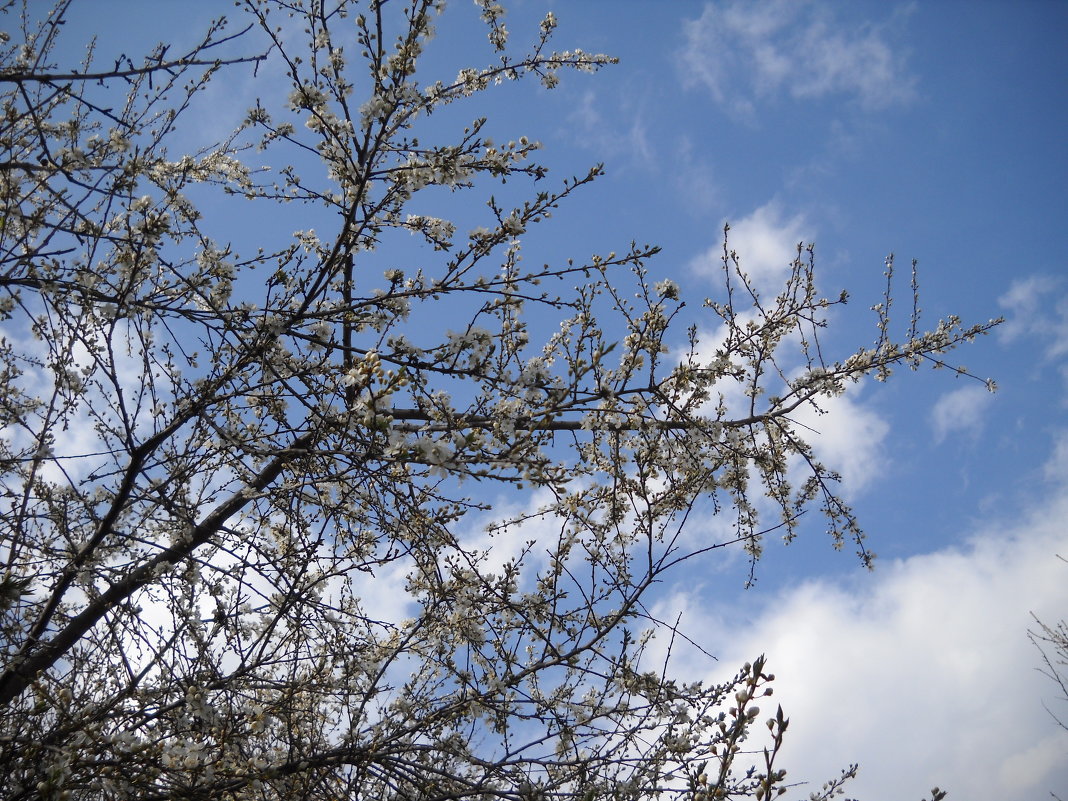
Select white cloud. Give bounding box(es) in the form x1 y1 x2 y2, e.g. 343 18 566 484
1043 431 1068 484
649 441 1068 801
689 201 810 295
998 275 1068 361
462 486 564 579
678 0 916 118
685 200 887 496
789 385 889 493
930 383 994 443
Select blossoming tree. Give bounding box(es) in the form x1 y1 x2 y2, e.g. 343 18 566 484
0 1 992 798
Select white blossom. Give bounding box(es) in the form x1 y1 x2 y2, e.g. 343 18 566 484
654 278 680 300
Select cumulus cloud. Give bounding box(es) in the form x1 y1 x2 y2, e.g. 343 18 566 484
689 201 810 295
678 0 916 118
789 385 889 493
930 383 995 443
647 442 1068 801
685 200 890 496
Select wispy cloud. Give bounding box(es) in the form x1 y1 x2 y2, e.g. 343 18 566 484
671 135 720 213
998 275 1068 361
930 384 994 443
678 0 916 118
565 88 656 170
1043 430 1068 484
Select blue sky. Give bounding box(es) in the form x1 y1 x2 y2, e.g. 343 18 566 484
47 1 1068 798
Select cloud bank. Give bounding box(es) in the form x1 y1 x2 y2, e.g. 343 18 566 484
650 434 1068 801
